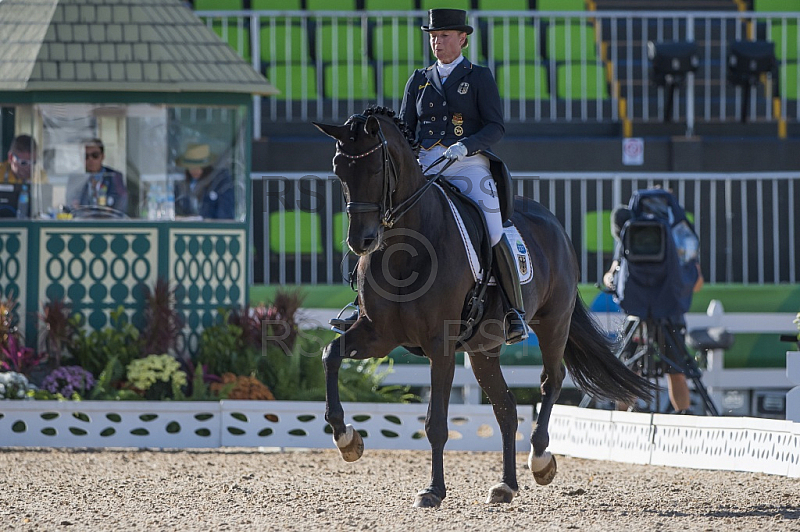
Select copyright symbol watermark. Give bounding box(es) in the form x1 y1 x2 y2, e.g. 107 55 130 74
364 227 438 303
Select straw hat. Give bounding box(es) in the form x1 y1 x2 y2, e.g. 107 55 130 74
177 143 213 169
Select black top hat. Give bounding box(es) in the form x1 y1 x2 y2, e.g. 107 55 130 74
421 8 473 35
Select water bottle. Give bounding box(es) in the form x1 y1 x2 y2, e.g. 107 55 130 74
147 184 158 220
672 220 698 264
17 184 29 219
165 189 175 220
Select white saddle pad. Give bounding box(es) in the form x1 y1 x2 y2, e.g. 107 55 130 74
435 183 533 286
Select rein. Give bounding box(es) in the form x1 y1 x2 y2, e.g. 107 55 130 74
338 115 454 229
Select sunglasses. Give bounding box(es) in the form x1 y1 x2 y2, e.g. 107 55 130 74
10 153 32 167
85 151 103 160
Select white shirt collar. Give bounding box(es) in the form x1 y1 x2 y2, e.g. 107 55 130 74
437 54 464 81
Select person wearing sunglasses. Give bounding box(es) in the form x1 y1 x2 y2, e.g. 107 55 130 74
1 135 42 185
75 138 128 213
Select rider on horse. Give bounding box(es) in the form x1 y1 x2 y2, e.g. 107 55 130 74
331 8 527 345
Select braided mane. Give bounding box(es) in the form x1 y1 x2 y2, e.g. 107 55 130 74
360 105 420 155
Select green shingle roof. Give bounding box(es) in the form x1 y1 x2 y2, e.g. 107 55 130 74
0 0 277 95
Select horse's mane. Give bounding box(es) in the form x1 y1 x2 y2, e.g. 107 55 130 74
356 105 420 156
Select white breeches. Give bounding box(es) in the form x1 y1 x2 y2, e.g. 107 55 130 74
418 145 503 246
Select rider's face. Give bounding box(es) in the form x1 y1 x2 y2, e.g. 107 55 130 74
429 30 465 64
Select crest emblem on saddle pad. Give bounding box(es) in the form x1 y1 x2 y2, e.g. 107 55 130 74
518 255 528 276
458 82 469 94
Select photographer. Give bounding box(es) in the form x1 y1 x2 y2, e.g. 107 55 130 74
603 188 703 414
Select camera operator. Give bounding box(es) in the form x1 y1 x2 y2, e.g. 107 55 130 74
603 189 703 414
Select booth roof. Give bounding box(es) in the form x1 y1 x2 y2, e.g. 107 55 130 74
0 0 278 96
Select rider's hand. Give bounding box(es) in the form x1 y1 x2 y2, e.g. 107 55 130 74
444 142 468 162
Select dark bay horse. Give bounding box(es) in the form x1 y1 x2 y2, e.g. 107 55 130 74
314 107 653 508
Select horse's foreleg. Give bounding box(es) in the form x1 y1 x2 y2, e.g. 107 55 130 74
468 349 519 504
528 323 569 486
414 352 456 508
323 325 387 462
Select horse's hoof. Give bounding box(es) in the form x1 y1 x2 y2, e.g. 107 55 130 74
486 482 517 504
333 424 364 463
528 450 557 486
413 491 442 508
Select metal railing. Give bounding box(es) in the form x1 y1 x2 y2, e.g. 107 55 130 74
198 10 800 128
251 171 800 286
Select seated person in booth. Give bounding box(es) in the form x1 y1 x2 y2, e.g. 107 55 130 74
73 138 128 213
174 143 234 220
0 135 47 218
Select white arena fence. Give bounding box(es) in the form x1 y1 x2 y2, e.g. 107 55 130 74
251 171 800 285
197 10 800 128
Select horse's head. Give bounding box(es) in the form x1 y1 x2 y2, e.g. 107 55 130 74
314 107 419 256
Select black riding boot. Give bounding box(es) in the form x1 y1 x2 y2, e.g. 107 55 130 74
493 235 528 345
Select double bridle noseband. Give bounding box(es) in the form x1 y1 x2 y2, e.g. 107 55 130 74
337 114 452 229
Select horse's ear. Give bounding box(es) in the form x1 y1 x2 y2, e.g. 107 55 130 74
364 116 380 137
313 122 348 141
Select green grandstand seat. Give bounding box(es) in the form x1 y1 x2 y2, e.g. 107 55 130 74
547 21 597 62
251 0 301 8
316 22 367 62
420 0 471 10
496 63 549 99
537 0 584 10
212 22 250 61
365 0 416 9
486 20 539 61
556 62 609 99
261 23 310 63
780 62 799 100
269 211 323 255
478 0 530 9
754 0 800 11
324 63 377 99
266 63 319 100
382 63 415 99
372 21 425 62
584 210 615 254
769 23 799 60
194 0 243 9
306 0 357 9
332 211 348 251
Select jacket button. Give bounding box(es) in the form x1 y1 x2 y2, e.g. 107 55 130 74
428 130 433 135
440 131 445 135
431 116 436 121
443 102 447 106
429 102 434 107
443 116 448 121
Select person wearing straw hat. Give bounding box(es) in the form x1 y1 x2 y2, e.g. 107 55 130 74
175 143 234 220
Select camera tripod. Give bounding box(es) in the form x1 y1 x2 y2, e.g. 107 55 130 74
581 315 720 416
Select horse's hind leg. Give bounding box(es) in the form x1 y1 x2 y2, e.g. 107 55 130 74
528 317 569 486
468 347 519 504
323 321 393 462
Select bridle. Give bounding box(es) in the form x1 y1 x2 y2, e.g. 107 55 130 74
337 114 453 229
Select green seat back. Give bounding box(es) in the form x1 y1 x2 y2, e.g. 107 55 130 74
496 63 550 99
769 23 799 60
754 0 800 11
365 0 416 9
269 211 323 254
195 0 243 9
547 21 597 61
266 63 319 100
478 0 530 9
251 0 301 8
556 62 608 99
420 0 471 10
212 22 250 61
373 22 425 62
332 211 349 252
324 63 377 99
780 62 799 100
382 63 415 98
537 0 585 10
307 0 357 9
584 210 615 253
317 22 366 62
261 23 309 63
487 21 539 61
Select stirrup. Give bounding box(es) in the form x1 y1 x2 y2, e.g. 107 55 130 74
503 308 528 345
329 304 359 334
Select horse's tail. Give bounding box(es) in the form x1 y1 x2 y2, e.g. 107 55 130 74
562 293 656 404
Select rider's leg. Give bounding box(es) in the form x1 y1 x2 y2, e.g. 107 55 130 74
427 148 526 345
